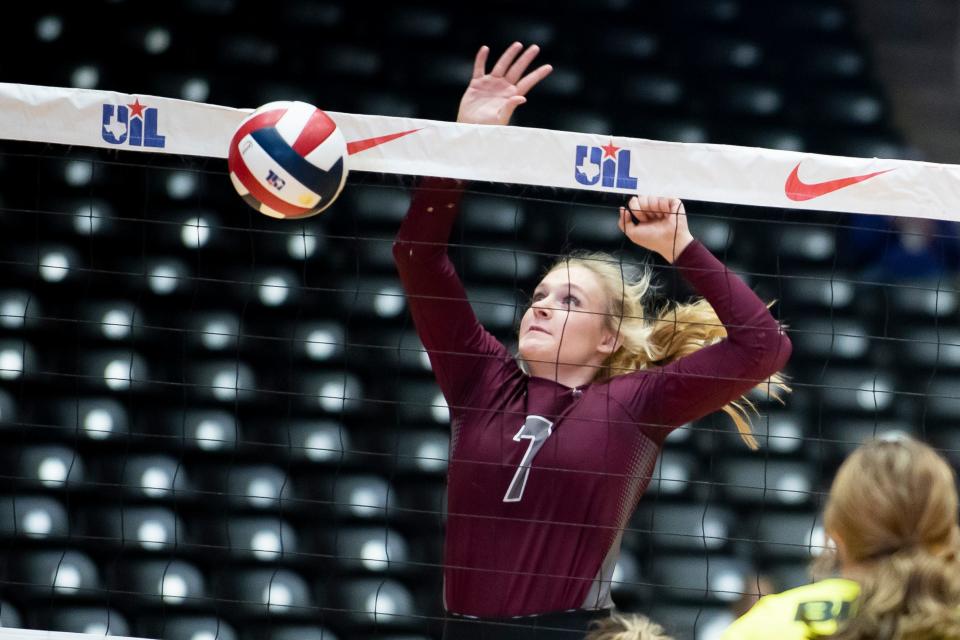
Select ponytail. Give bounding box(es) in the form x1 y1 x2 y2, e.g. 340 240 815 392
831 546 960 640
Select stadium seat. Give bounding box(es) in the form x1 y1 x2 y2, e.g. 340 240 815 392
0 496 68 540
300 371 365 415
717 83 784 118
335 578 416 627
214 568 313 616
621 73 685 109
15 550 100 597
192 463 293 511
746 510 826 560
689 36 764 72
888 281 958 320
82 348 150 394
650 555 751 603
461 195 528 236
789 316 871 363
735 126 806 152
201 516 298 561
250 625 340 640
816 368 901 417
822 418 918 459
796 46 865 79
465 285 522 331
115 559 206 607
814 90 886 127
647 449 699 499
464 246 538 283
292 321 348 365
0 338 35 382
395 380 448 425
776 226 838 267
107 454 192 500
0 601 21 628
593 27 660 62
45 607 130 636
631 502 735 553
332 475 397 520
547 109 614 136
899 327 960 371
751 411 807 455
0 289 42 330
55 397 130 441
252 418 353 465
164 409 240 452
920 378 960 422
335 277 407 323
8 445 85 490
139 615 238 640
780 272 860 316
717 458 814 506
393 478 447 530
351 329 429 375
319 526 411 573
80 506 187 552
394 430 449 474
609 547 645 602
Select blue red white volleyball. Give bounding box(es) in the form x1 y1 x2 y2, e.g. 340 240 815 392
228 101 348 219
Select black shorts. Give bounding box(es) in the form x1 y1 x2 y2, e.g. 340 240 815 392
441 608 612 640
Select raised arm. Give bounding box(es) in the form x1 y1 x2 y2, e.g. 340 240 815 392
614 196 792 431
392 43 552 408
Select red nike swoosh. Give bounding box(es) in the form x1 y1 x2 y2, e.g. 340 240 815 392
346 129 421 155
784 162 894 201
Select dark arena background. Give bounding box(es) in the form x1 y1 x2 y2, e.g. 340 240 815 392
0 2 958 640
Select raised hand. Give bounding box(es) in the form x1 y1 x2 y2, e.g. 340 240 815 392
456 43 553 126
618 195 695 264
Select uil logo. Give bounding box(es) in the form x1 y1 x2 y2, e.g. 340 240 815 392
101 99 166 148
574 141 638 190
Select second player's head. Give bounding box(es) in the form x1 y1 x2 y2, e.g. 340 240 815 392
819 436 960 638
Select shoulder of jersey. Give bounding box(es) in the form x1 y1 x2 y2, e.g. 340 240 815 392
721 578 861 640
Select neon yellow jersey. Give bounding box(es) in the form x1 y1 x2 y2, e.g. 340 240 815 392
721 578 861 640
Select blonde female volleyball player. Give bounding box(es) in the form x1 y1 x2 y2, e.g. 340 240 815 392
393 43 792 639
723 437 960 640
586 613 675 640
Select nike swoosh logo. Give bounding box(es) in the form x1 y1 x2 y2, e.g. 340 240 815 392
784 162 894 201
346 129 422 155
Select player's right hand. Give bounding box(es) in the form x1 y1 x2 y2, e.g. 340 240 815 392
619 195 695 264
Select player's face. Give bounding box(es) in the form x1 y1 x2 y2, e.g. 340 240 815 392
519 265 618 378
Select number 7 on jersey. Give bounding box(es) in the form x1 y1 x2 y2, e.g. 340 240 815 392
503 415 554 503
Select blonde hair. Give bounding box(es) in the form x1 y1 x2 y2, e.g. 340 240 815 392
814 437 960 640
548 251 789 449
586 613 674 640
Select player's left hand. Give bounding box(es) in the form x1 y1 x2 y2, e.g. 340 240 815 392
619 195 695 264
456 43 553 126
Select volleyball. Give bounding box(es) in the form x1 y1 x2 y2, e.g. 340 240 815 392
227 101 348 219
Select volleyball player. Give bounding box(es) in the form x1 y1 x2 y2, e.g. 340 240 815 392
393 43 792 639
722 437 960 639
586 613 674 640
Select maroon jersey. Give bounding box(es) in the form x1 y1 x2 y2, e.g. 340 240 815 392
393 178 792 618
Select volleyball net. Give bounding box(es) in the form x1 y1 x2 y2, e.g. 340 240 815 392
0 83 958 640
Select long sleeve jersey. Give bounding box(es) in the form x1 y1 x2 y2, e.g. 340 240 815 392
393 178 792 619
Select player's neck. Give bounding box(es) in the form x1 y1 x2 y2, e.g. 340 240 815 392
526 361 598 389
